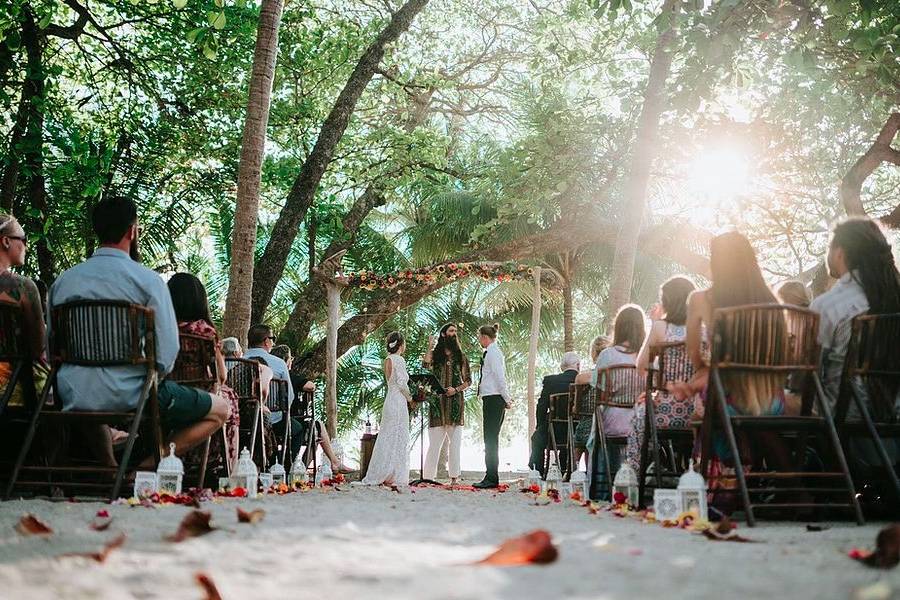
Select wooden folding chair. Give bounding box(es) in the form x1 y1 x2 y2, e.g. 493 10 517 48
700 303 863 526
289 388 318 479
568 383 595 472
544 391 571 479
267 378 291 467
168 333 216 485
590 364 643 500
5 300 165 501
0 302 39 420
638 342 696 507
835 313 900 505
227 358 266 471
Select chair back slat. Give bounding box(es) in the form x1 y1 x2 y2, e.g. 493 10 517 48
548 392 570 420
226 358 261 402
711 303 819 372
169 333 217 390
0 302 27 361
649 342 694 391
596 364 642 409
570 383 595 417
267 378 290 411
843 313 900 424
51 300 155 366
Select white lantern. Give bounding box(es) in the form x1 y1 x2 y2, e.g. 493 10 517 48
525 468 541 490
259 472 274 490
653 488 682 521
570 470 589 500
270 458 286 487
559 480 573 498
315 459 333 487
231 447 258 498
288 455 308 487
156 443 184 496
612 463 639 507
332 441 344 467
677 460 708 520
134 471 158 499
545 463 562 494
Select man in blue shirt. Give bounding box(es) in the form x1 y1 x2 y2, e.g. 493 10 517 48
244 324 294 424
50 196 228 466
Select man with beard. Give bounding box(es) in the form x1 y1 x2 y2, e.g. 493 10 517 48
422 323 471 485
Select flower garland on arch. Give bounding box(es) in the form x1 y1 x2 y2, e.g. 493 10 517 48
345 261 536 291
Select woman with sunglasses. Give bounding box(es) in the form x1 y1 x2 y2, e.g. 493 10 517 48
0 213 48 409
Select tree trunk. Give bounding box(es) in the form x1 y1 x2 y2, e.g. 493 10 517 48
606 0 679 322
19 8 53 284
250 0 430 323
840 112 900 224
221 0 284 344
563 275 574 352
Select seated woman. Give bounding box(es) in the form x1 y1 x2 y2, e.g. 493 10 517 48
683 232 797 500
167 272 241 474
587 305 645 494
625 275 696 470
269 344 351 474
572 335 609 469
0 213 48 409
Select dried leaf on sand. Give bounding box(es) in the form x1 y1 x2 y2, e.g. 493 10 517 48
236 507 266 524
60 533 126 563
196 572 223 600
701 518 757 543
15 514 53 536
166 510 217 542
474 530 558 566
90 516 114 531
851 524 900 569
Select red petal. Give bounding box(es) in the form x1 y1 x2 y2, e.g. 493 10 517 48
15 514 53 536
474 530 558 566
236 507 266 524
196 572 223 600
166 511 217 543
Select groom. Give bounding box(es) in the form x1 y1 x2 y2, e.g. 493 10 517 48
474 323 511 489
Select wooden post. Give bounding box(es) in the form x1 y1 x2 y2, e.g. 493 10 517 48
325 281 341 438
527 266 542 440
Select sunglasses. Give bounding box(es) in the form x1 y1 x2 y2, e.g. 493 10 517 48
5 235 26 245
265 335 277 342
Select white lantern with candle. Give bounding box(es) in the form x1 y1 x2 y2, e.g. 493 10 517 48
677 460 707 520
156 443 183 496
612 463 639 506
231 447 258 498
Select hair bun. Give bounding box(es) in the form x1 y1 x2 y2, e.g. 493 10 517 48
492 323 500 331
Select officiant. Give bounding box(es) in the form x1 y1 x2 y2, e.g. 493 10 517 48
421 323 472 485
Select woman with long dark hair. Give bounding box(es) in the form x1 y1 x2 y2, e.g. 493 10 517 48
167 272 241 474
625 275 697 469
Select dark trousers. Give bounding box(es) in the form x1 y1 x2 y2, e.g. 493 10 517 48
482 395 506 483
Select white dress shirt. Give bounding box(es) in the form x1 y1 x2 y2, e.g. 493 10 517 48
478 342 511 403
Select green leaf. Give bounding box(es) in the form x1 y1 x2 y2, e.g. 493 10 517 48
208 11 226 30
37 12 52 29
202 41 217 60
186 27 205 43
214 0 225 6
172 0 188 8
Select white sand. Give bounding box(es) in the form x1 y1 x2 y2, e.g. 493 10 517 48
0 480 895 599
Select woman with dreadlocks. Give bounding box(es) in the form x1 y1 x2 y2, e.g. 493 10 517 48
422 323 472 485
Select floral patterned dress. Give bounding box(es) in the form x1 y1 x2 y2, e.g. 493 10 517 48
426 354 470 427
625 323 698 470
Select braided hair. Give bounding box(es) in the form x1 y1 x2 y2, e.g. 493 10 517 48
831 218 900 314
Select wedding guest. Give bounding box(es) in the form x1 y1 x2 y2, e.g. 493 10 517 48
529 351 580 473
474 323 511 489
683 232 796 500
244 324 294 433
49 196 228 466
573 336 611 468
422 323 472 485
775 280 810 308
268 344 349 473
0 213 48 409
810 217 900 466
625 275 696 470
166 272 240 473
222 337 242 372
587 304 646 493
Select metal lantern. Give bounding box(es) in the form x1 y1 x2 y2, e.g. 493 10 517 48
156 443 184 496
525 468 541 490
653 488 682 521
270 458 286 487
612 463 639 506
231 447 259 498
315 460 333 487
133 471 158 499
677 460 708 520
570 470 589 500
544 463 562 495
288 454 308 487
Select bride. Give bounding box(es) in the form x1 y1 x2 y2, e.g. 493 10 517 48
360 331 412 488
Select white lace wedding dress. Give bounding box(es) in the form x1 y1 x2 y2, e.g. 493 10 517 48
360 353 412 486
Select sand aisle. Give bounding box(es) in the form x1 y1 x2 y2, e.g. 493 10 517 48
0 486 894 599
